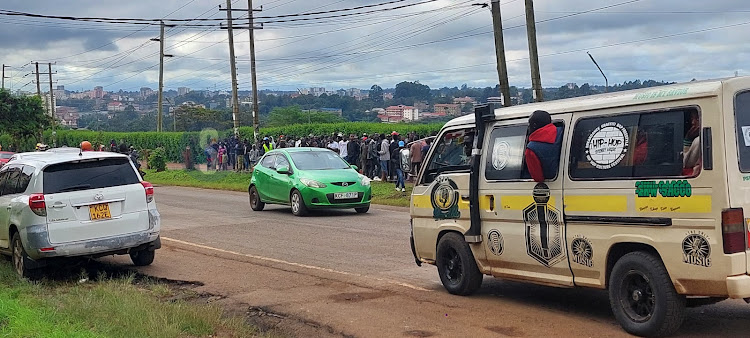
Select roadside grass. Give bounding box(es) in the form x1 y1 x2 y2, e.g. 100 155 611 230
145 169 413 208
0 262 260 337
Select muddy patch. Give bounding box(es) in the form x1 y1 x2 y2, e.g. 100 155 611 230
330 291 391 303
404 329 436 337
485 326 524 336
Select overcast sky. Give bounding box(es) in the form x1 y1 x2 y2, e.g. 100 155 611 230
0 0 747 93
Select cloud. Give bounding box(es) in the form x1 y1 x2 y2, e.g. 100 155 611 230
0 0 747 92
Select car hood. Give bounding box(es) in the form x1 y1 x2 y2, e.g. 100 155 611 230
297 168 360 183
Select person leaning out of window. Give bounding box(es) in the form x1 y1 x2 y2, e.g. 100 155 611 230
524 110 564 183
682 110 702 176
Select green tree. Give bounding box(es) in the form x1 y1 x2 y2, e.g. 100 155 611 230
394 81 431 104
266 106 345 127
0 90 50 149
369 85 384 106
174 106 232 132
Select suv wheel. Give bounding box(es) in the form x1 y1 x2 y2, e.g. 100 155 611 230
609 251 686 336
436 232 482 296
130 249 155 266
11 233 38 279
249 186 264 211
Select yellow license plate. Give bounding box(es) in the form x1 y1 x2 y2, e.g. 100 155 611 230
89 203 112 221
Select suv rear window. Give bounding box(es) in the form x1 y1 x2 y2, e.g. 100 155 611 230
43 158 140 194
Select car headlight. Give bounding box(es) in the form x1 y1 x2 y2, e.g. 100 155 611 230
300 178 327 188
359 175 371 186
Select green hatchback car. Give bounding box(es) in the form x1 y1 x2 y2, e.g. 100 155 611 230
248 148 372 216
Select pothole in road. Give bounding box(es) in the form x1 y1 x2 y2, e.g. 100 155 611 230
404 330 436 337
485 326 524 336
329 291 391 302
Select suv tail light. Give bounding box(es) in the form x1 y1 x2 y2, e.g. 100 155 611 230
141 181 154 203
722 208 746 254
29 194 46 217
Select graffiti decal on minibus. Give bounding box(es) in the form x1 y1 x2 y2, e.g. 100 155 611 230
682 231 711 267
635 180 692 198
571 236 594 268
585 122 629 170
633 87 688 100
487 229 504 256
523 183 565 267
431 176 460 220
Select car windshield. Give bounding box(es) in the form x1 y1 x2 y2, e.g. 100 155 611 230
290 151 350 170
0 153 12 159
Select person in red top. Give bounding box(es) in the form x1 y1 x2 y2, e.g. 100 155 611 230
524 110 564 182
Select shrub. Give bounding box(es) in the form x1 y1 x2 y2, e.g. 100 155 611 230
148 147 167 172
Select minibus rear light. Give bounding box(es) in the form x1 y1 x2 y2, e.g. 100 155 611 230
722 208 745 254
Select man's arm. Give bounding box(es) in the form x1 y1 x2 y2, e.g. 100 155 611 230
524 148 544 183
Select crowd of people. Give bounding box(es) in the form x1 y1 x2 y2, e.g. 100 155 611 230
205 131 436 191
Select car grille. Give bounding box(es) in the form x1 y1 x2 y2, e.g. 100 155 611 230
326 192 364 204
330 182 357 187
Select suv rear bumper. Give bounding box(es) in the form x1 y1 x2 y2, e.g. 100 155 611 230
22 223 160 260
727 274 750 299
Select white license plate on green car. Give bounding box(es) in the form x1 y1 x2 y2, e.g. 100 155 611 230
334 192 358 199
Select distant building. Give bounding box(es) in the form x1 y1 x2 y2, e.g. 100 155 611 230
565 83 577 90
381 105 418 122
107 101 125 112
414 101 429 112
487 96 504 106
178 87 191 96
310 87 326 97
55 107 80 128
453 96 476 104
53 85 67 99
140 87 154 98
433 103 461 116
91 86 105 99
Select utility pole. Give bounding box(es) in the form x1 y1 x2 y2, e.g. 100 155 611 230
1 64 10 90
525 0 543 102
151 21 174 133
48 63 57 147
247 0 261 143
225 0 241 138
35 62 41 97
489 0 512 107
157 21 165 132
587 52 608 93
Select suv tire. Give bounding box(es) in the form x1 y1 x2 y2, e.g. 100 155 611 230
436 232 482 296
130 249 155 266
249 186 265 211
11 233 39 279
609 251 686 337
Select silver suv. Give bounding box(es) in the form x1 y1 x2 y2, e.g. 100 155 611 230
0 149 161 277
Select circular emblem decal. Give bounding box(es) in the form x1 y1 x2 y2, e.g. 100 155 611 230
487 230 504 256
571 237 593 267
492 140 510 171
585 122 629 170
430 176 460 219
682 233 711 267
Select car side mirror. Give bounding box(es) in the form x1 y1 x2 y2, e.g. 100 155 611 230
276 165 290 174
350 164 358 171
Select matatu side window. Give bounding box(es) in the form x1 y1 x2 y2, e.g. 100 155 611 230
569 108 701 179
421 127 474 184
735 91 750 172
485 124 528 181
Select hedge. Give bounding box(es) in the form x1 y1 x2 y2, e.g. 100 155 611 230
1 122 445 163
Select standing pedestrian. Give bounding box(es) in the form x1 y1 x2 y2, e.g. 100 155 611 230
346 134 360 167
338 133 349 162
378 134 390 182
409 135 424 182
392 141 407 192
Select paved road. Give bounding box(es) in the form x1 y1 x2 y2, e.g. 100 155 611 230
110 186 750 337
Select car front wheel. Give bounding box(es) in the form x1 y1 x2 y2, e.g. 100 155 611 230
436 232 482 296
355 205 369 214
290 190 308 216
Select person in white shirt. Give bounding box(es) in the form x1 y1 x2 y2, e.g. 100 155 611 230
338 135 348 161
327 137 340 153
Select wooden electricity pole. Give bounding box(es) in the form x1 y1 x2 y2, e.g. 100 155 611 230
35 62 41 97
525 0 543 102
157 21 165 132
1 64 10 90
489 0 511 107
225 0 241 138
247 0 261 143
